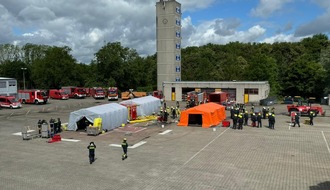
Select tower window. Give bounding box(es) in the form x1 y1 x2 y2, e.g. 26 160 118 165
176 7 181 14
176 43 181 49
176 31 181 38
176 55 181 61
176 18 181 26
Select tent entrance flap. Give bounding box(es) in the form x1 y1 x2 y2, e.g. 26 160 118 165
188 114 203 126
76 117 93 131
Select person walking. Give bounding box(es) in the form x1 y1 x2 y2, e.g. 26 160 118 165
293 113 300 127
122 138 128 160
87 142 96 164
309 111 315 126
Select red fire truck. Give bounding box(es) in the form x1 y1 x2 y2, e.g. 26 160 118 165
107 87 119 101
90 87 105 99
18 89 49 104
61 86 86 98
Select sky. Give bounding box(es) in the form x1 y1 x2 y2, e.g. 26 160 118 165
0 0 330 63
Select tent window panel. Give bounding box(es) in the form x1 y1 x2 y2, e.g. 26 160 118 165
188 114 203 126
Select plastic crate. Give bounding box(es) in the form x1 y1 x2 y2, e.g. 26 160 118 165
222 120 230 127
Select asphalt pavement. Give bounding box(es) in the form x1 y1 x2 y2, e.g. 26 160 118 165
0 98 330 190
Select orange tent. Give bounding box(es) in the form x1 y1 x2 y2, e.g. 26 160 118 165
177 102 226 128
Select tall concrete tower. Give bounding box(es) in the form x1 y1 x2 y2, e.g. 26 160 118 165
156 0 182 91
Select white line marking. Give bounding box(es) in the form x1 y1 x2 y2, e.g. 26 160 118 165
183 127 230 166
61 138 80 142
109 141 147 149
321 131 330 154
159 130 172 135
12 130 35 136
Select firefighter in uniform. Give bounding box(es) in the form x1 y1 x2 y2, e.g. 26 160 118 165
293 112 300 127
257 113 262 128
251 113 257 127
244 111 249 126
238 114 244 130
269 114 275 129
87 142 96 164
122 138 128 160
232 114 238 129
309 111 315 126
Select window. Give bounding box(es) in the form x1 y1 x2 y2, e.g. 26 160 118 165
176 18 181 26
176 31 181 38
175 66 180 72
0 82 5 88
176 43 181 49
244 88 258 95
8 81 16 86
175 77 180 81
176 55 181 61
176 7 181 14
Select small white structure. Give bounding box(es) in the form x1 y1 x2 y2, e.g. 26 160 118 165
0 77 18 96
120 96 161 116
68 103 128 131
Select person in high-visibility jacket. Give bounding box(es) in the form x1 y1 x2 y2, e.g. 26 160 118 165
122 138 128 160
87 142 96 164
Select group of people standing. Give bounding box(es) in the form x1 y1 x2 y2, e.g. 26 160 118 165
230 105 276 130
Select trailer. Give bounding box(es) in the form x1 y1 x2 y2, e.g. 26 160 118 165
208 92 228 104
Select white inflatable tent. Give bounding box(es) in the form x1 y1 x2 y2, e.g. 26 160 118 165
120 96 161 116
67 103 128 131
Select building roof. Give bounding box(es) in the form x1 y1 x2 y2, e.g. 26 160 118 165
163 81 269 85
0 77 15 80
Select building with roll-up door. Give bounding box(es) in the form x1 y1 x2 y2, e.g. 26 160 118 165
0 77 18 96
162 81 270 104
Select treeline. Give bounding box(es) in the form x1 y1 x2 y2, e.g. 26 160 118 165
0 34 330 99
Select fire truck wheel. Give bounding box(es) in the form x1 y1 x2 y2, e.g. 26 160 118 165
34 100 39 105
22 99 26 104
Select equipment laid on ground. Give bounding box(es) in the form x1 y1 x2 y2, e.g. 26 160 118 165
22 126 40 140
48 134 61 143
87 118 102 136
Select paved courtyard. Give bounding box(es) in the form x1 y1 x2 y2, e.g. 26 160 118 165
0 98 329 190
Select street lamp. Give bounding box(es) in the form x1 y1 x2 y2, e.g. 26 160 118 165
21 67 27 90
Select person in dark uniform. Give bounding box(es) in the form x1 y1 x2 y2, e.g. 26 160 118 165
270 114 275 129
262 107 267 119
238 114 244 130
87 142 96 164
257 113 262 128
293 113 300 127
122 138 128 160
244 111 249 126
309 111 315 126
232 114 238 129
251 113 257 127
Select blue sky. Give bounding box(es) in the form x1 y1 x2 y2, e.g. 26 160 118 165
0 0 329 63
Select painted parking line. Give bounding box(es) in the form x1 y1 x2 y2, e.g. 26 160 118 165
61 138 80 142
159 130 172 135
12 131 35 136
109 141 147 149
321 131 330 154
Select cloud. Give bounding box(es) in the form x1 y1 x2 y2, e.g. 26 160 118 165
261 33 304 43
251 0 293 18
182 17 266 47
